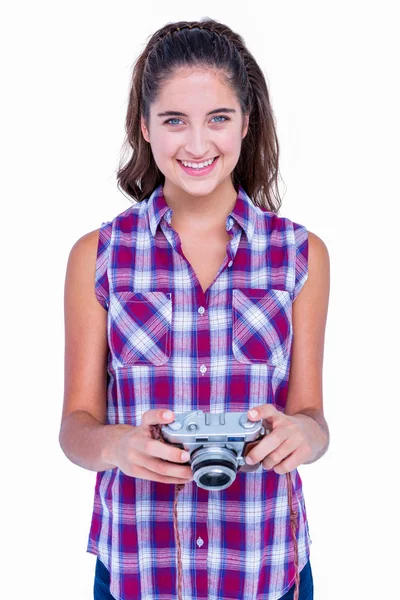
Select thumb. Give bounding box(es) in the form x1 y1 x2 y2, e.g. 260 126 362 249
141 408 175 428
248 404 279 421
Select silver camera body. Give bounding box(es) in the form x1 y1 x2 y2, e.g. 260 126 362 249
161 410 269 491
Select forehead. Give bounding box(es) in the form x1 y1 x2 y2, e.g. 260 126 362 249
153 68 238 112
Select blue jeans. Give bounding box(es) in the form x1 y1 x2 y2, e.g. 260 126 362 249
93 556 313 599
279 559 314 599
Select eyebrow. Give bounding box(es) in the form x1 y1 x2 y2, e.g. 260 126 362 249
157 108 237 118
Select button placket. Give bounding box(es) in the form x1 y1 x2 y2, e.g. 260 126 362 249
196 285 210 421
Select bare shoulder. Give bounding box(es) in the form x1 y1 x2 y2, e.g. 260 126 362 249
304 230 330 299
64 227 106 323
308 230 330 267
68 228 101 263
65 228 101 287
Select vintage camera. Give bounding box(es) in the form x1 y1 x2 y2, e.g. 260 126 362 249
160 410 270 491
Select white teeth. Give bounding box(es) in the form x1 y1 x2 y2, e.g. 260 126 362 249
180 157 216 169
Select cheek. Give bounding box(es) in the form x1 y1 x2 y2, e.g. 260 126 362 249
149 134 178 161
217 133 243 157
164 139 181 157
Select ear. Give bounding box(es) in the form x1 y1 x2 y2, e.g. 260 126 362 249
242 113 250 139
141 115 150 143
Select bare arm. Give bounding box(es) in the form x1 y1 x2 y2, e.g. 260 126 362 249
59 229 131 472
285 230 331 462
59 411 132 472
58 230 193 483
245 231 331 472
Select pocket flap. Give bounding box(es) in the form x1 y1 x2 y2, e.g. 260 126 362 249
109 291 172 366
232 288 292 366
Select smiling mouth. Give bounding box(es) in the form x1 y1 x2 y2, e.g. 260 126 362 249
177 156 218 165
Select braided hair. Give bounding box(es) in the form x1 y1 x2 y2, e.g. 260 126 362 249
117 18 283 212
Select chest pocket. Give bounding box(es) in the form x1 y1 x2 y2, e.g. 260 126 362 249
232 288 292 367
109 291 172 366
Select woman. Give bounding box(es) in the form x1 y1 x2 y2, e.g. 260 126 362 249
59 18 330 600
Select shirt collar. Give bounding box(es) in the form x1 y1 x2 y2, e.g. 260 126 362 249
147 183 257 242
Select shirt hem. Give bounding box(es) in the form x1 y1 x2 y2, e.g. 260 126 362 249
267 544 312 600
87 542 312 600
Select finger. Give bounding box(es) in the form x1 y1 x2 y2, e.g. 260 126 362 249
273 447 305 475
141 408 175 428
245 427 289 465
129 462 193 484
139 448 193 480
247 404 280 422
145 437 191 465
261 436 300 471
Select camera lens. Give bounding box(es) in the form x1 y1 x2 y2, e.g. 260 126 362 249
199 471 231 488
192 456 237 490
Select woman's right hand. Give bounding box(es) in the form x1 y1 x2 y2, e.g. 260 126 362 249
110 409 193 484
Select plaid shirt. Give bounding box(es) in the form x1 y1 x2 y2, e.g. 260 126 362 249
87 183 312 600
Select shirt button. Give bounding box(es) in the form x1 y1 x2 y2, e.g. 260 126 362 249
228 260 233 267
198 306 205 315
196 537 204 547
200 365 207 374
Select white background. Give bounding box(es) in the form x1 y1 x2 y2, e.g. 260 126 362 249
2 1 399 598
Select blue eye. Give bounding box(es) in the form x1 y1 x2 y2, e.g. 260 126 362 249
164 115 229 126
212 115 228 123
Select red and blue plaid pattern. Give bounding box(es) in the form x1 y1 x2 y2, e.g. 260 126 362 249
87 183 311 600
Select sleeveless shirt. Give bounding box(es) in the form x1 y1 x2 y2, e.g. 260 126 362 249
86 182 312 600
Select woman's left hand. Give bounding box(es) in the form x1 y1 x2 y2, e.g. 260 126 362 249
245 404 327 474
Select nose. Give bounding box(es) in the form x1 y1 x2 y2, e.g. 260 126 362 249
183 128 213 159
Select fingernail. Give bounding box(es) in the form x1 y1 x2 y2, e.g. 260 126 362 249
246 456 254 465
181 452 190 461
248 410 258 418
163 410 173 419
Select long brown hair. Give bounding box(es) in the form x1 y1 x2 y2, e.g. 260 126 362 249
117 17 283 212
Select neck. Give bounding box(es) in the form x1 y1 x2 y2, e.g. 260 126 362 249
162 179 238 232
